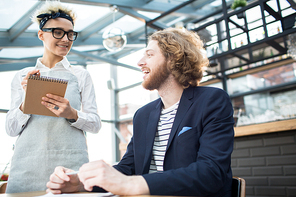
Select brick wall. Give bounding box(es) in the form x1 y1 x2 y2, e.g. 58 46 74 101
232 130 296 197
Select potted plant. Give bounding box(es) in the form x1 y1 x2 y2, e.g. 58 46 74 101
231 0 247 19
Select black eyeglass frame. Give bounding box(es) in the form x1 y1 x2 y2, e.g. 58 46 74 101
41 28 78 41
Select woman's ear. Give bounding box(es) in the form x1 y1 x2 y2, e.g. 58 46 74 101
38 29 44 41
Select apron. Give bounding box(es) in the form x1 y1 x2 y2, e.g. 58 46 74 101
6 70 89 193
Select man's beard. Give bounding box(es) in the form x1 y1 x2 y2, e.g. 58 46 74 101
142 61 170 91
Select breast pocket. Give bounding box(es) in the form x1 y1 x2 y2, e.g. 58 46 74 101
175 127 201 165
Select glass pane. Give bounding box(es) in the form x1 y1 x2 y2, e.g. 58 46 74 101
228 62 296 95
266 0 279 12
26 2 111 32
0 0 38 29
117 66 142 89
232 89 296 126
0 113 16 173
246 6 262 30
267 21 282 37
65 3 110 32
249 27 265 42
117 48 144 89
118 86 158 119
205 82 223 89
137 10 161 19
100 15 144 34
0 71 18 109
0 48 43 58
0 70 18 173
87 63 112 121
231 33 248 49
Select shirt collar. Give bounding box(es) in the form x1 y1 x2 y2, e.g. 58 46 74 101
35 57 71 71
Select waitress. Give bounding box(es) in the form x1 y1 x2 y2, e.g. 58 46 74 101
5 1 101 193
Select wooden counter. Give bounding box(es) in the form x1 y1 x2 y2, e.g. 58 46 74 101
234 119 296 137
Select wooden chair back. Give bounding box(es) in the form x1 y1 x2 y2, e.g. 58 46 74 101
232 177 246 197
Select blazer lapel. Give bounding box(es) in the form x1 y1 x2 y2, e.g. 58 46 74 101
166 87 194 150
142 99 162 173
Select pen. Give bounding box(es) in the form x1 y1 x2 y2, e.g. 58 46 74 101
65 171 79 175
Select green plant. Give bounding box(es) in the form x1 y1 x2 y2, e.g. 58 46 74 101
231 0 247 10
253 48 266 61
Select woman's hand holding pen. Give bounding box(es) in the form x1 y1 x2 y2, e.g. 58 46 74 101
20 69 40 112
41 94 78 120
21 69 40 91
46 166 82 194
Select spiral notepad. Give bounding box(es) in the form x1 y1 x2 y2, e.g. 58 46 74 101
23 75 68 117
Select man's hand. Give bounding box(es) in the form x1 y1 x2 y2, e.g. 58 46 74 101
78 160 150 195
46 166 83 194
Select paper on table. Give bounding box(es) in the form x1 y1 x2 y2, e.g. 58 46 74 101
35 192 115 197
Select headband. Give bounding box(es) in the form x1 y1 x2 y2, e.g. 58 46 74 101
37 12 74 29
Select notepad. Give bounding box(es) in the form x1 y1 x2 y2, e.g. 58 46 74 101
23 75 68 117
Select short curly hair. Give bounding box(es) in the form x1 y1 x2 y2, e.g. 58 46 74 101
31 1 76 26
149 28 209 88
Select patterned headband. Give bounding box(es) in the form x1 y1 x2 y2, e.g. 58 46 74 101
37 12 74 29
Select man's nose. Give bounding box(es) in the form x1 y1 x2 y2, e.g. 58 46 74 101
137 57 145 67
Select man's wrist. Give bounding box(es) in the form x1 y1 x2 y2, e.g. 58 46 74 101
78 181 87 192
127 176 150 195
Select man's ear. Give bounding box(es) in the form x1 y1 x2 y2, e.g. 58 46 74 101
38 29 44 41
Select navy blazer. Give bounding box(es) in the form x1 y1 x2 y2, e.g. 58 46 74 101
104 86 234 196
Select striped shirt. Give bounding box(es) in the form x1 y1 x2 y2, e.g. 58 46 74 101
149 101 179 173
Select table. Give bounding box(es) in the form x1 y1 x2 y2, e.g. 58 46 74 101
0 191 46 197
0 191 117 197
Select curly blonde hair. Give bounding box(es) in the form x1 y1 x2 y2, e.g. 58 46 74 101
149 28 209 88
31 1 76 25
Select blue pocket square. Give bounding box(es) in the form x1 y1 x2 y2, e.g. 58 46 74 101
178 126 192 136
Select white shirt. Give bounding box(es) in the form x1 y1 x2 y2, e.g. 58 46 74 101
5 57 101 137
149 101 179 173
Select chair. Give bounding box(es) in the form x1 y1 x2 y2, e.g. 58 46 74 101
0 182 7 193
232 177 246 197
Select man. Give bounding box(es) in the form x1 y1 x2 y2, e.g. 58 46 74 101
47 28 234 197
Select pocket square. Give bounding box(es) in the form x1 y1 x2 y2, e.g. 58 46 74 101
178 126 192 136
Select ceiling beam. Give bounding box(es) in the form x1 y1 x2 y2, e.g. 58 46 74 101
0 32 144 48
0 62 35 71
147 0 196 25
0 109 9 113
118 7 168 30
79 12 125 41
263 1 282 20
59 0 197 16
228 18 247 32
70 49 141 72
232 53 250 63
9 2 44 42
286 0 296 10
266 40 287 53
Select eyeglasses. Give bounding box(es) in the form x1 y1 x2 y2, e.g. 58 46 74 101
41 28 78 41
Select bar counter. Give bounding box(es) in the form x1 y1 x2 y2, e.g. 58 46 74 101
234 119 296 137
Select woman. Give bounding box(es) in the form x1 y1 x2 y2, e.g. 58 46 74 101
5 1 101 193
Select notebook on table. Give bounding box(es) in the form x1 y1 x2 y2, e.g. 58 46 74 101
23 75 68 117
